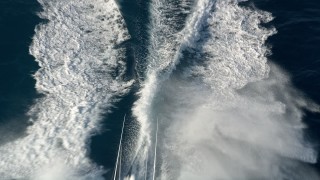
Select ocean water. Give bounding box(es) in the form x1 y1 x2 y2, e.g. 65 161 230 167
0 0 41 144
0 0 319 179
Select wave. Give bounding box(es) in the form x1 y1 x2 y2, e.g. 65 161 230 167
130 0 319 179
0 0 132 179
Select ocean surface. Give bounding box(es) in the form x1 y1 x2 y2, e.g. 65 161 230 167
0 0 319 179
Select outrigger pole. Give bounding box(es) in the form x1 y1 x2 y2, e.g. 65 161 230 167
113 114 127 180
152 118 159 180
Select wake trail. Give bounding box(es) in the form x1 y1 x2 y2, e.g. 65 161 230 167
130 0 319 179
0 0 132 179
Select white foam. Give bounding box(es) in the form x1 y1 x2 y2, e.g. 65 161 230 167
132 0 319 179
131 0 196 177
0 0 132 179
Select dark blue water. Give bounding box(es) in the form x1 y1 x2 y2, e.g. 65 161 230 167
0 1 41 143
252 0 320 172
0 0 320 179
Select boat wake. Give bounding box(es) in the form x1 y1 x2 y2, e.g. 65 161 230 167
0 0 318 179
129 0 319 179
0 0 132 179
